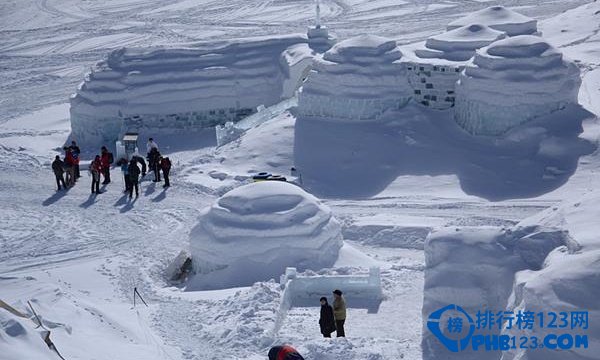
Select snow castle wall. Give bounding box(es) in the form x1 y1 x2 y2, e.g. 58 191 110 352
298 35 412 121
70 35 310 145
454 35 581 135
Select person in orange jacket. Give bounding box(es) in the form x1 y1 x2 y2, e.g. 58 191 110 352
90 155 103 194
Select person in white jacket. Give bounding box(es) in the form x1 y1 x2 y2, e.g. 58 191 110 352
146 138 159 154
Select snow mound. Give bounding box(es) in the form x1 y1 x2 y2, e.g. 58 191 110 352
416 24 507 61
454 35 581 135
0 311 55 360
70 36 309 144
447 6 538 36
298 34 412 121
188 181 343 290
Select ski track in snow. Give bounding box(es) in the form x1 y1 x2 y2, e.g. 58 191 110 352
1 1 597 359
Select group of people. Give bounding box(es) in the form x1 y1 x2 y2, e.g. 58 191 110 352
51 141 81 191
266 290 347 360
319 289 347 338
51 138 172 199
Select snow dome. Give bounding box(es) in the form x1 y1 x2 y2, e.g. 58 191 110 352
189 181 343 290
298 34 412 121
454 35 581 135
416 24 507 62
447 6 538 36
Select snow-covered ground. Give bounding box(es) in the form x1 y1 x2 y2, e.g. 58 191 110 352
2 1 600 360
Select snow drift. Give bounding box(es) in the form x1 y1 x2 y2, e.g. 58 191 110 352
447 6 538 36
298 34 412 121
455 35 581 135
188 181 343 290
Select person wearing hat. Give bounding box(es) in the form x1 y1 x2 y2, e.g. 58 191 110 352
319 296 336 338
332 289 346 337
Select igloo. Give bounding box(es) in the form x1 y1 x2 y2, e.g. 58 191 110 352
416 24 507 62
188 181 343 290
298 34 412 121
454 35 581 135
447 6 538 36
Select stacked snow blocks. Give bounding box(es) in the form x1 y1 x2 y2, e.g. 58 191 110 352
189 181 343 290
298 35 412 121
423 227 529 360
70 36 307 145
454 35 581 136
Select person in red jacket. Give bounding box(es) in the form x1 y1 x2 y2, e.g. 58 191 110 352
63 146 76 187
90 155 103 194
160 156 171 188
268 345 304 360
100 146 113 184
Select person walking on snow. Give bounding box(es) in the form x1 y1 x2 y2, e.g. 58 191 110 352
333 289 347 337
90 155 102 194
128 159 141 199
100 146 113 184
51 155 66 191
70 140 81 178
160 156 171 188
319 296 336 338
268 345 304 360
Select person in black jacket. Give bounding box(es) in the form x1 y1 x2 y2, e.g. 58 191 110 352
128 159 141 199
319 297 336 338
51 155 66 191
70 141 81 178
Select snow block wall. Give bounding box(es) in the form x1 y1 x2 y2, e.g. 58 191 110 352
405 62 462 110
447 6 538 36
454 35 581 135
70 35 310 145
423 227 529 360
298 35 412 121
188 181 343 290
500 195 600 360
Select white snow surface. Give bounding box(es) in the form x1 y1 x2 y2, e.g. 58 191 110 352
447 6 538 36
298 34 412 121
188 181 343 290
2 1 600 360
454 35 581 135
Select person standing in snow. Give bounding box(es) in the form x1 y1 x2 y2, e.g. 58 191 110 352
132 154 147 177
160 156 171 188
148 147 161 182
128 158 141 199
70 140 81 178
117 158 131 193
319 296 336 338
100 146 113 184
268 345 304 360
90 155 102 194
51 155 66 191
332 289 346 337
63 146 76 187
